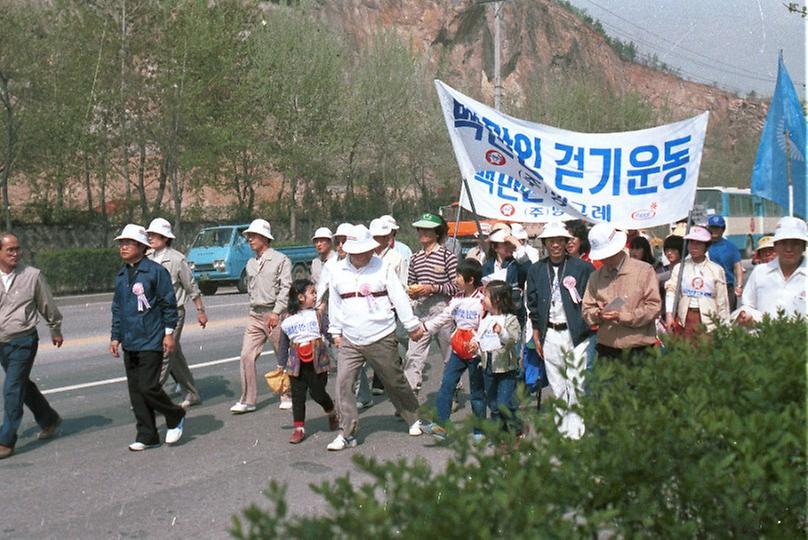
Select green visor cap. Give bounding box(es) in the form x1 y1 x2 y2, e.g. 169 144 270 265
412 213 442 228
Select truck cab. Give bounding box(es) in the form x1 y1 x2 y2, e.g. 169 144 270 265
187 225 317 295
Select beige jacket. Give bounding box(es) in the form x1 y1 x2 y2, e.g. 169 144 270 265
665 257 729 331
582 254 661 349
149 247 202 308
0 265 62 343
247 248 292 313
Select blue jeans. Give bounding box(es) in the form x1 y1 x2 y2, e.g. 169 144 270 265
0 333 59 447
483 363 519 432
435 353 485 429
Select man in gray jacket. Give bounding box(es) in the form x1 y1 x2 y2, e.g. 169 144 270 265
0 232 64 459
147 218 208 409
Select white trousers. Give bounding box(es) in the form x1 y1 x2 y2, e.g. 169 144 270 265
543 328 591 439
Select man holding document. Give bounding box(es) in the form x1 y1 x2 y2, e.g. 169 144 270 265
582 223 661 361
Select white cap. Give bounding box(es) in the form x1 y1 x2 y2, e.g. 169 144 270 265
772 216 808 243
145 217 175 239
683 226 711 243
489 229 510 243
511 223 529 240
311 227 333 241
242 219 274 241
379 215 399 230
369 218 393 237
538 221 573 240
334 223 354 237
491 222 511 234
115 224 150 247
342 224 380 254
474 222 492 238
588 223 627 260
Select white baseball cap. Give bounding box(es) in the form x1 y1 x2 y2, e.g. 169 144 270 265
511 223 529 240
145 217 175 239
684 226 712 243
311 227 333 241
489 229 510 244
772 216 808 243
379 215 399 230
115 224 150 247
588 223 627 260
342 224 380 254
538 221 573 240
369 218 393 237
334 223 354 237
242 219 274 241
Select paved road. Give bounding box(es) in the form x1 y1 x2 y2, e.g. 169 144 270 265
1 289 455 539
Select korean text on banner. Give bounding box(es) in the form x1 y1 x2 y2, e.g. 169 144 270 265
435 80 710 228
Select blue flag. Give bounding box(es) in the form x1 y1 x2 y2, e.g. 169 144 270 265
751 53 807 218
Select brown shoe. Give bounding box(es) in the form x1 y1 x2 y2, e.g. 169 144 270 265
289 428 305 444
38 416 63 440
0 444 13 459
328 413 339 431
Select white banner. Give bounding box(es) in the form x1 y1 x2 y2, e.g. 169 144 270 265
435 80 710 228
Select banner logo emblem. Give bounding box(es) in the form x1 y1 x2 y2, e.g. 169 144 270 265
485 150 507 166
500 203 516 217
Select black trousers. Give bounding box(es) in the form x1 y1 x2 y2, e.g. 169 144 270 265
124 349 185 444
290 362 334 425
595 344 653 363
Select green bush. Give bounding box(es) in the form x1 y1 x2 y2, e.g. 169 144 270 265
37 247 121 295
231 317 806 539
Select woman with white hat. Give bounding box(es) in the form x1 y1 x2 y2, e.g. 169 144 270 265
481 228 530 326
738 216 808 323
664 226 729 340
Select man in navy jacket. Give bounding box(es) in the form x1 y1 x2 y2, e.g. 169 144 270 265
110 224 185 451
526 221 594 439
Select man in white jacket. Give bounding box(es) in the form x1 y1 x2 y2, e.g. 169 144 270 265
326 225 424 451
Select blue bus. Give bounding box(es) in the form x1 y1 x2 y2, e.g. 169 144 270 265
695 187 787 257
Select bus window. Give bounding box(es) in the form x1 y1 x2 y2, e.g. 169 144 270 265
695 189 723 213
762 199 786 217
728 193 753 216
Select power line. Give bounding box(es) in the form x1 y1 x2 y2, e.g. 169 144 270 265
577 0 805 88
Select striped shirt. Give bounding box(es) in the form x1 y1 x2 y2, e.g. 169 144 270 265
407 245 459 297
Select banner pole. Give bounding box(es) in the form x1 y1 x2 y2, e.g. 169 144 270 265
461 177 486 249
786 127 794 217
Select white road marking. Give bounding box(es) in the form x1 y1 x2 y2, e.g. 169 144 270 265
41 351 275 395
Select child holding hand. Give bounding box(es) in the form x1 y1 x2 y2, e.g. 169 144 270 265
276 279 338 444
419 259 486 441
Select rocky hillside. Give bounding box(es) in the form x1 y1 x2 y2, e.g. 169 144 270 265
318 0 765 181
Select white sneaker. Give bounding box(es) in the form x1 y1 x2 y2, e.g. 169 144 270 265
326 434 357 451
408 420 423 436
279 394 293 410
230 402 256 414
165 418 185 445
128 441 160 452
356 400 374 410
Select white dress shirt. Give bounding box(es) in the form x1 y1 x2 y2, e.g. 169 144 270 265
741 257 807 318
327 255 419 345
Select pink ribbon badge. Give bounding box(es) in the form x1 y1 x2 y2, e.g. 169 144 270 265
132 282 151 312
358 283 375 311
562 276 581 304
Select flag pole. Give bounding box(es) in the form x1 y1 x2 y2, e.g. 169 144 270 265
460 177 486 248
786 129 794 217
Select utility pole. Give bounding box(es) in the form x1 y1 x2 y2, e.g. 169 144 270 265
493 1 502 111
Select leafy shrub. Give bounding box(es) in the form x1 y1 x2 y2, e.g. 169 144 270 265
232 317 806 539
37 247 121 295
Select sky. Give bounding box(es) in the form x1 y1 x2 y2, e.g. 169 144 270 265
565 0 806 98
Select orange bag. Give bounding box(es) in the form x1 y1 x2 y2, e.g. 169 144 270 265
451 328 477 360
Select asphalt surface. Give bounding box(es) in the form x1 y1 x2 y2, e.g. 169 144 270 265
1 289 456 539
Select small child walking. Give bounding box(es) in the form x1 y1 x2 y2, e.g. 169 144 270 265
419 258 486 441
471 279 521 433
276 279 338 444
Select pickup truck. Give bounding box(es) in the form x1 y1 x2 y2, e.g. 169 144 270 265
186 224 317 296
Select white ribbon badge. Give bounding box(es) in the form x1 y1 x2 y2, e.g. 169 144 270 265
132 282 151 312
562 276 581 304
